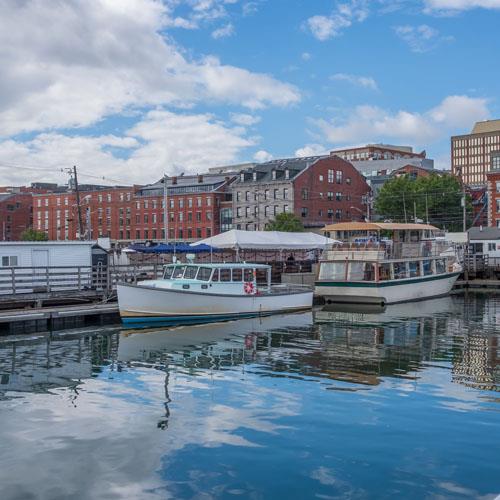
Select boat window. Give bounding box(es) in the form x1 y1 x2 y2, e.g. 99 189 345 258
348 262 364 281
244 269 254 282
232 268 243 282
363 263 375 281
435 259 445 274
393 262 408 279
319 262 346 281
211 269 219 282
378 263 391 281
220 269 231 282
409 262 419 278
163 266 175 279
197 267 212 281
423 260 433 276
184 266 198 279
172 266 186 279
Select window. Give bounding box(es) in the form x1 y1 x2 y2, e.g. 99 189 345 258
245 207 250 218
336 192 342 201
206 211 212 221
198 267 212 281
274 189 279 200
179 198 184 209
285 169 289 180
301 207 308 217
1 256 18 267
265 189 269 200
236 207 242 217
335 209 342 219
496 181 500 194
327 208 333 218
272 170 277 180
319 174 324 182
184 266 198 279
179 213 183 222
346 177 352 185
107 194 112 202
196 212 201 222
144 214 149 223
169 199 174 209
283 188 289 200
327 191 333 201
232 269 242 281
301 188 308 200
488 243 496 252
265 206 270 217
152 213 157 224
207 197 211 207
188 212 192 222
220 269 231 282
274 205 279 215
236 192 241 202
336 170 343 183
496 199 500 213
152 200 157 209
244 269 254 281
253 172 257 181
197 197 202 207
328 169 334 183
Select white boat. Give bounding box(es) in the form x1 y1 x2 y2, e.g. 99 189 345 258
117 262 313 326
315 222 462 306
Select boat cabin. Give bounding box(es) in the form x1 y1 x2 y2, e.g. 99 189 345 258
147 262 273 295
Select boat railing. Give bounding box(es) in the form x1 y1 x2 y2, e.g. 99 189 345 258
266 283 313 294
325 240 452 261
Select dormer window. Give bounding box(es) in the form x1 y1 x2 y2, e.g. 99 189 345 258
253 172 257 181
240 173 245 182
272 170 277 180
285 169 289 180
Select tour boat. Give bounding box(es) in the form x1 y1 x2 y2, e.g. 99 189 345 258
117 262 313 325
315 222 462 306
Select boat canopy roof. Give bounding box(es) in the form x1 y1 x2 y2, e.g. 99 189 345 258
164 262 271 269
322 222 439 233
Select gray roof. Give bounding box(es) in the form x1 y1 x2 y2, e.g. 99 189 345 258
237 155 327 183
468 227 500 240
0 193 13 202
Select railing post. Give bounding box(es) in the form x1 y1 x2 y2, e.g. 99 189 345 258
11 267 16 295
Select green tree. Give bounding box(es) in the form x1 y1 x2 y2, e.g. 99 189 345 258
375 173 472 231
20 228 49 241
265 212 304 232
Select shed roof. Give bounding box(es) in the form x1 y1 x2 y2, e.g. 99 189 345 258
468 227 500 240
322 222 439 232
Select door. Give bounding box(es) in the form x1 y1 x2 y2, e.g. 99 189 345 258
32 249 49 291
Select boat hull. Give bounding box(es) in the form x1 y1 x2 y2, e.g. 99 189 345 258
117 283 313 325
315 271 460 305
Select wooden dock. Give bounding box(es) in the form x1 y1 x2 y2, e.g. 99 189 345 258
0 302 119 336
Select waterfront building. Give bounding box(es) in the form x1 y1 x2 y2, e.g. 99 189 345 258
33 174 235 242
486 151 500 228
232 156 370 231
0 191 33 241
452 119 500 186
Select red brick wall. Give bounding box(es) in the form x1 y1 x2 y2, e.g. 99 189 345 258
0 193 33 240
292 156 370 228
487 171 500 227
33 188 226 241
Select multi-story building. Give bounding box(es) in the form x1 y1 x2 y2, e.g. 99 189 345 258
232 156 370 230
486 152 500 228
452 119 500 186
33 174 235 242
0 191 33 241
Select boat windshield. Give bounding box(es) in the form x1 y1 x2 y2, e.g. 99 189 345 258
163 265 213 281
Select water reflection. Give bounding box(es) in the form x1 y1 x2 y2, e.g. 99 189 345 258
0 297 499 499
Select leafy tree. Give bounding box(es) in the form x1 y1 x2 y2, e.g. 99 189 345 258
375 173 472 231
265 212 304 232
20 228 49 241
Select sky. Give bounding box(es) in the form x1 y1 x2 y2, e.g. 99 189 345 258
0 0 499 187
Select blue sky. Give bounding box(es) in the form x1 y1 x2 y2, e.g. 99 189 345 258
0 0 499 186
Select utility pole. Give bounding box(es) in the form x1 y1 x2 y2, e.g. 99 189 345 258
72 165 84 241
425 194 429 224
402 192 408 223
462 184 467 232
413 200 417 223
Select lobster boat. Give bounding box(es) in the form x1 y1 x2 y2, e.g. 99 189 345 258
117 262 313 326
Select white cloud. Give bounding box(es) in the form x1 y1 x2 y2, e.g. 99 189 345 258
394 24 453 53
304 1 369 41
331 73 378 90
211 23 235 39
424 0 500 12
294 144 328 157
0 110 255 185
230 113 261 126
254 150 273 162
315 95 490 147
0 0 299 136
301 52 312 61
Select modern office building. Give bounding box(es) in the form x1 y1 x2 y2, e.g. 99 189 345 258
452 119 500 186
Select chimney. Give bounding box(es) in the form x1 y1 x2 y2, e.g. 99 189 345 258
172 176 177 185
224 176 230 183
198 174 203 183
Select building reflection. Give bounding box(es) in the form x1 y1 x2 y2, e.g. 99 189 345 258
0 299 498 409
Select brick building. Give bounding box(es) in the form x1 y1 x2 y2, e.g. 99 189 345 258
0 191 33 241
452 119 500 186
232 156 370 230
33 174 234 242
486 152 500 228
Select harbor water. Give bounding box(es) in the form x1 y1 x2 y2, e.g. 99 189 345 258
0 295 499 499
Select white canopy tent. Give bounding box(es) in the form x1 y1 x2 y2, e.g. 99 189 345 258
191 229 339 251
